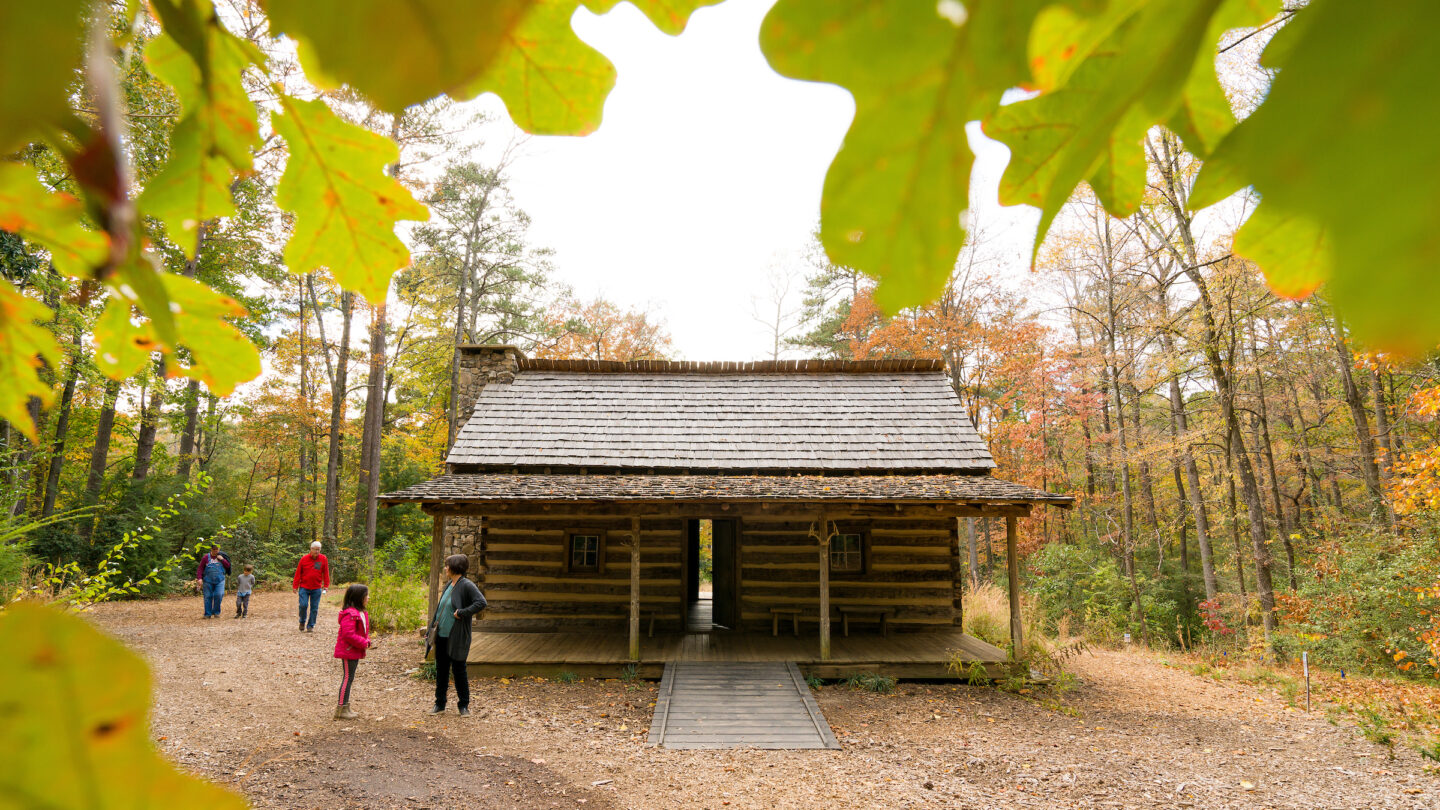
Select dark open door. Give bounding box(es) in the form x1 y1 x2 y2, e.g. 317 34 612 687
712 519 739 629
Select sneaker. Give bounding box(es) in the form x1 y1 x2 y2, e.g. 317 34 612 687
427 705 445 715
306 626 315 633
458 707 470 717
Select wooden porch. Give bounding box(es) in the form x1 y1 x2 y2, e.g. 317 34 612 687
464 627 1013 680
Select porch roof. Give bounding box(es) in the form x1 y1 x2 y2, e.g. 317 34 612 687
379 472 1072 506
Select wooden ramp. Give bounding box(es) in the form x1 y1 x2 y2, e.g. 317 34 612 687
648 661 840 750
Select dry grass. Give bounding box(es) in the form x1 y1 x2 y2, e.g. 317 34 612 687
963 582 1050 659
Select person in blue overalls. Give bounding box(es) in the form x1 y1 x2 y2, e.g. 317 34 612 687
196 544 232 619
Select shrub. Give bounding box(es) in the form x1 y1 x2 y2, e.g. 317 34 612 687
1275 526 1438 679
365 571 427 634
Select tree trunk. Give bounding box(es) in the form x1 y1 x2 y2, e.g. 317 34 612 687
1330 316 1386 517
79 378 122 541
1250 335 1296 592
1102 228 1149 646
41 328 83 517
298 275 312 539
132 361 166 482
1168 375 1216 598
176 379 201 482
353 300 387 568
322 290 353 551
1222 452 1246 597
965 518 980 591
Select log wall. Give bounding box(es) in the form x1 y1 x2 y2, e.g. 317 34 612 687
443 503 962 635
737 511 958 633
478 512 684 632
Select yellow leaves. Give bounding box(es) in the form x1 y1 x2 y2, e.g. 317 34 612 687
0 284 62 442
0 163 109 278
0 603 248 810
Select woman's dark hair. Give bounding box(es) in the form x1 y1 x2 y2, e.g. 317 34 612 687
342 583 369 611
445 554 469 577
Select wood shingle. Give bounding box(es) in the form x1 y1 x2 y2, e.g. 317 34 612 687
447 369 996 473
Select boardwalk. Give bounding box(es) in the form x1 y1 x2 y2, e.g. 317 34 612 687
647 662 840 749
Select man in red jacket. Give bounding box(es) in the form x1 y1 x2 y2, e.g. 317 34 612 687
293 541 330 632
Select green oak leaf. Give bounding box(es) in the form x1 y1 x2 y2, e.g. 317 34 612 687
1231 203 1331 300
1193 0 1440 355
93 294 154 380
144 23 262 170
988 0 1279 262
457 0 617 135
1167 0 1276 157
141 15 262 256
135 116 237 256
582 0 723 36
162 273 261 394
0 284 61 442
272 95 430 303
762 2 1002 311
1027 0 1141 92
0 163 109 278
0 0 88 154
760 1 1099 311
0 603 250 809
267 0 536 114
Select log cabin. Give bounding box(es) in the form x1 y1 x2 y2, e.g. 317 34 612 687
380 345 1071 678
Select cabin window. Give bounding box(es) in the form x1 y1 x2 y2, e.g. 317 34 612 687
829 532 866 573
564 531 605 574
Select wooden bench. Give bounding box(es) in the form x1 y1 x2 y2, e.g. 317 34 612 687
769 606 802 637
838 608 894 638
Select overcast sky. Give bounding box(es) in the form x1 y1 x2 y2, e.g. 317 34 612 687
464 0 1041 361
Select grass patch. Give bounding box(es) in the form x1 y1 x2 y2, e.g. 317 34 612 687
554 670 579 684
805 674 824 690
412 660 436 683
1415 736 1440 763
845 672 897 693
1357 707 1397 755
620 663 640 682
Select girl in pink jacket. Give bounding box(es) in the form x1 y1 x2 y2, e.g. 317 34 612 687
333 584 375 720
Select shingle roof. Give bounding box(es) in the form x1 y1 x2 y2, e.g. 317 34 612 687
447 369 996 473
380 473 1071 505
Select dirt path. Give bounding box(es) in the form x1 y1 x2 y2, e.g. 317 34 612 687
89 592 1436 809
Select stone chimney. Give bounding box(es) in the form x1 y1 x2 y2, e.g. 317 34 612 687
449 344 524 461
442 345 523 580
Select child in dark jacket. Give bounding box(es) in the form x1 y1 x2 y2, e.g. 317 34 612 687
333 584 375 720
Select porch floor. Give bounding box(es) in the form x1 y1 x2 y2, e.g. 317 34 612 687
464 628 1012 679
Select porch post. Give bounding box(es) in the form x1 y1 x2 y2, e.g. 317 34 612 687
817 511 831 662
1005 515 1023 658
428 511 445 625
629 515 641 661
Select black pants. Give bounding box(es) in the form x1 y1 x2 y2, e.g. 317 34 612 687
434 635 469 709
338 658 359 705
235 593 250 616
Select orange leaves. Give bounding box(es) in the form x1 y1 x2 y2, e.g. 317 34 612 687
532 293 672 362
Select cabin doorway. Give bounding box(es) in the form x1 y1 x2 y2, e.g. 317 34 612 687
686 518 739 632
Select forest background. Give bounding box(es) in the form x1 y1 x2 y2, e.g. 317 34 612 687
2 0 1439 697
